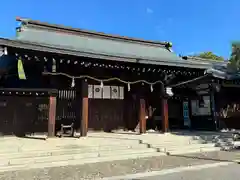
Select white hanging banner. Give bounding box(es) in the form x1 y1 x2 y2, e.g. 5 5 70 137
88 85 93 98
119 86 124 100
93 85 102 99
111 86 119 99
103 86 111 99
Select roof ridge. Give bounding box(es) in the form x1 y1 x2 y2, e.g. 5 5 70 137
16 16 170 47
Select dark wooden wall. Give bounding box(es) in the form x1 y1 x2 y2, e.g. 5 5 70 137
215 87 240 129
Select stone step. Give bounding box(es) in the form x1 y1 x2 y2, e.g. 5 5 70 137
0 147 22 154
166 143 216 150
0 144 148 159
46 143 141 150
142 135 195 139
99 147 157 157
141 137 195 142
151 143 216 152
167 146 221 155
46 138 141 146
88 133 139 138
141 139 205 146
0 148 158 167
0 138 141 154
0 151 166 172
143 134 197 138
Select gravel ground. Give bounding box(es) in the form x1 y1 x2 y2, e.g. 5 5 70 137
0 151 239 180
143 163 240 180
177 150 240 162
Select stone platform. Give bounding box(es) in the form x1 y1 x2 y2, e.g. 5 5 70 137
0 131 221 172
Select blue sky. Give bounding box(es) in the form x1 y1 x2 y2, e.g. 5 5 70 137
0 0 239 59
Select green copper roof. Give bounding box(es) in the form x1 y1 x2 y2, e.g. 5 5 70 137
17 26 180 59
0 18 211 69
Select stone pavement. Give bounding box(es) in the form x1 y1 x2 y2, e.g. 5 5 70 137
0 131 223 172
0 151 239 180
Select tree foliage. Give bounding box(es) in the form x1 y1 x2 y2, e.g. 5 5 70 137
228 43 240 72
196 51 224 61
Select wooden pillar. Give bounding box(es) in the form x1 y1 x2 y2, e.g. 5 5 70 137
81 80 88 137
139 98 146 134
188 98 193 130
48 57 57 137
161 98 169 133
160 83 169 133
48 94 57 137
210 89 218 130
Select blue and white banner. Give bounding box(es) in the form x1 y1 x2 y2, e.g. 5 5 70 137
183 101 191 127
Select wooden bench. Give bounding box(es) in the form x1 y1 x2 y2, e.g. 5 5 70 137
60 123 74 137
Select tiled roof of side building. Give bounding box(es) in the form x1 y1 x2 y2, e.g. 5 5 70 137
181 55 229 65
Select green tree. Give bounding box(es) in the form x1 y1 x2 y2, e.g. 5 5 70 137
196 51 225 61
228 43 240 72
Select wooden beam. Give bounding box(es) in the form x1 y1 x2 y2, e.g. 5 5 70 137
139 98 146 134
0 88 58 93
48 96 57 137
81 80 88 137
161 98 169 132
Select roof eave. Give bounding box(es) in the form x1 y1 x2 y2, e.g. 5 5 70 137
183 55 228 64
0 38 210 69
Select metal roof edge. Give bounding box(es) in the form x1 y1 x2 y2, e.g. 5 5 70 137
16 16 169 47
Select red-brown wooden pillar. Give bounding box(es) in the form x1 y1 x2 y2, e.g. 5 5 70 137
139 98 146 134
81 80 88 137
48 92 57 137
161 98 169 132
